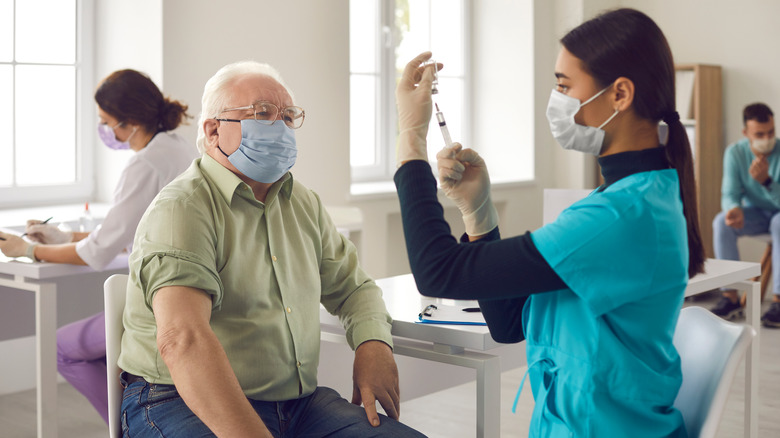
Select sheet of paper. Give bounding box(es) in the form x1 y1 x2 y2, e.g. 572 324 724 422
418 304 487 325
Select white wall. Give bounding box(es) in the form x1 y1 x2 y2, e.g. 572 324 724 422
621 0 780 149
93 0 164 203
87 0 780 275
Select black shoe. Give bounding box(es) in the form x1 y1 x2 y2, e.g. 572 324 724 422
761 302 780 328
710 297 743 320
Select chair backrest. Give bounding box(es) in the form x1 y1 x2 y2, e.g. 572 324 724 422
104 274 129 438
542 188 592 225
672 306 756 438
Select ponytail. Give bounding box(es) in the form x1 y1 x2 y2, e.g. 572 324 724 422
663 112 705 277
157 98 191 132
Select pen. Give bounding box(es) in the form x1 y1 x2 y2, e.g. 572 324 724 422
21 216 53 238
0 237 6 241
462 307 481 313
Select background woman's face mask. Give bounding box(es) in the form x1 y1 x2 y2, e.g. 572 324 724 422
545 84 618 156
98 122 136 150
218 119 297 183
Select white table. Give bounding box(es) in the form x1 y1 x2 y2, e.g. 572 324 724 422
0 254 128 438
320 259 761 438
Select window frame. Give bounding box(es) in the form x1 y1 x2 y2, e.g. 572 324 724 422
0 0 95 209
350 0 471 185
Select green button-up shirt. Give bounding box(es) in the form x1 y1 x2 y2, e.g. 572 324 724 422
118 154 393 401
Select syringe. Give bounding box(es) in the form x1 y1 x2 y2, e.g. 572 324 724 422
435 102 453 147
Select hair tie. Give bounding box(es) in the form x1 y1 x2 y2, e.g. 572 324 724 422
662 111 680 124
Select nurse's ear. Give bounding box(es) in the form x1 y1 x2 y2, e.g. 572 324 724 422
611 77 635 112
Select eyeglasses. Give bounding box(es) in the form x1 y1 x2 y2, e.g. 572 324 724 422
215 100 305 129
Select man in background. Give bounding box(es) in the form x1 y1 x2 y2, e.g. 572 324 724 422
712 102 780 327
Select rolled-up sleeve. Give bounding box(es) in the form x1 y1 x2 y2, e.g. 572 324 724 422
130 192 223 310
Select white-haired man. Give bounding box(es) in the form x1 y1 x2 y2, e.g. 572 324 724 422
116 61 425 437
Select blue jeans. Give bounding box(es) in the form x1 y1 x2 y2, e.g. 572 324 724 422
713 207 780 296
119 375 426 437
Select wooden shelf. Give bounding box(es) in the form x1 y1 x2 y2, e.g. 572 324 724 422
676 64 723 258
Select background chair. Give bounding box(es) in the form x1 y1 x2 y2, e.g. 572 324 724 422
673 306 756 438
104 274 128 438
740 234 772 307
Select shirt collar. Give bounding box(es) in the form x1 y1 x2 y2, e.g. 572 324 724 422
199 153 294 205
597 147 670 191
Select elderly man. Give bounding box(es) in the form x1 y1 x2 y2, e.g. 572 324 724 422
117 60 425 437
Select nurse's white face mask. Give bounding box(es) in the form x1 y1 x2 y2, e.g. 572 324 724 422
546 84 619 156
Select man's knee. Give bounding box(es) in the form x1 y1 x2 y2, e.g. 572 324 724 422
769 213 780 235
713 211 730 235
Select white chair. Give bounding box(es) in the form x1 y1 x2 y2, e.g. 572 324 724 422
672 306 756 438
104 274 129 438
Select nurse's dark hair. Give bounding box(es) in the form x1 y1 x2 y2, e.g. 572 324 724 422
562 8 705 277
95 69 191 133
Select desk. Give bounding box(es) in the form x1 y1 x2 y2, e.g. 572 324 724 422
0 254 128 438
320 258 761 438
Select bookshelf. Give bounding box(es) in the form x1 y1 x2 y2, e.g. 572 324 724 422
675 64 723 258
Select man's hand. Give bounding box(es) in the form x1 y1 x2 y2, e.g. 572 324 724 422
351 340 399 426
725 207 744 229
750 155 770 185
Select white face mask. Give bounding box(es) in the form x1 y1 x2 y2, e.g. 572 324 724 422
752 137 775 155
546 85 619 155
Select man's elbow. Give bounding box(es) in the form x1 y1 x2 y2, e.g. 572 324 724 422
157 326 201 368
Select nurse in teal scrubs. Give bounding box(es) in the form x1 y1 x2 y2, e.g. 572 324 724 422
393 8 705 437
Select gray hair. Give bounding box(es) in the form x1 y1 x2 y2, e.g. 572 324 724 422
196 60 295 153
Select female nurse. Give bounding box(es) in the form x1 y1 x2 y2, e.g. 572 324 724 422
0 69 198 424
393 8 705 438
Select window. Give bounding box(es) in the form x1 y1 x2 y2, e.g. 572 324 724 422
349 0 468 185
1 0 94 208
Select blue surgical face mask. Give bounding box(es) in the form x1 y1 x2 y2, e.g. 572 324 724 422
218 119 297 183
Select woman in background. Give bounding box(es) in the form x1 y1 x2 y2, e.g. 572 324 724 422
393 8 704 437
0 69 198 424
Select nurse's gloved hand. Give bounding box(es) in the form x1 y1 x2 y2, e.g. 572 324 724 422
25 220 73 244
395 52 437 166
0 232 37 260
437 144 498 236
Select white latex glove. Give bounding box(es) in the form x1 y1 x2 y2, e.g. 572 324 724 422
25 220 73 244
395 52 438 166
436 143 499 236
0 231 37 260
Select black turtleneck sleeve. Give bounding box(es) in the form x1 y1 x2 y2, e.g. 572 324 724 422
393 160 567 343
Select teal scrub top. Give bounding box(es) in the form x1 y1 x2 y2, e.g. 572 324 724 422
528 168 689 438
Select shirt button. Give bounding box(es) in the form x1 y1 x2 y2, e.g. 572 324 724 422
286 307 292 313
297 361 301 368
272 255 278 262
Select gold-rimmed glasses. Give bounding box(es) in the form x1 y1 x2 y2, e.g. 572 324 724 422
216 100 305 129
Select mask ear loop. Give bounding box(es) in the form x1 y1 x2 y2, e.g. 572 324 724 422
597 108 620 129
